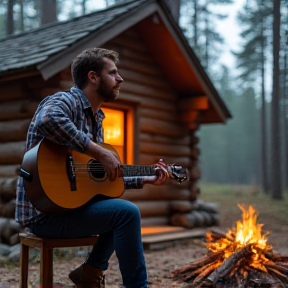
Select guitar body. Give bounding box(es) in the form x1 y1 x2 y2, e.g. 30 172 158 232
21 139 125 214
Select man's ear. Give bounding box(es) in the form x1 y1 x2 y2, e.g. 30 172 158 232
87 71 99 83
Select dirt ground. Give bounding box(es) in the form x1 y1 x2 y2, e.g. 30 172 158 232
1 184 288 288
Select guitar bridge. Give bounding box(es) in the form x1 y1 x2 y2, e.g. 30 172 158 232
66 155 77 191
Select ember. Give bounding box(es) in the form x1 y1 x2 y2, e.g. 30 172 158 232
172 204 288 288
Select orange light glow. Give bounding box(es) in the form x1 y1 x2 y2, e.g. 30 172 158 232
102 108 124 146
205 204 272 271
102 108 124 162
234 205 268 249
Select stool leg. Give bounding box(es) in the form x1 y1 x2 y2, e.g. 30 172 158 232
40 247 53 288
19 243 29 288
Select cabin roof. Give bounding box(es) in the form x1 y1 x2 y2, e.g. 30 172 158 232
0 0 231 123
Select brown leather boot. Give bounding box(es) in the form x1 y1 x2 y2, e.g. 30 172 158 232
68 263 105 288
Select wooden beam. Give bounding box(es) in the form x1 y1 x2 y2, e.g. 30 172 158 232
178 97 209 111
179 111 198 123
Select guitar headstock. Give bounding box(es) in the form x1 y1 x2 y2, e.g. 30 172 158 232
167 164 189 183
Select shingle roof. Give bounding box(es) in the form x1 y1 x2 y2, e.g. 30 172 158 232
0 0 148 74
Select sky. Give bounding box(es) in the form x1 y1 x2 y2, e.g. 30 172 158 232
214 0 247 69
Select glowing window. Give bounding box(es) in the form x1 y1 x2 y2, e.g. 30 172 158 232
102 108 125 162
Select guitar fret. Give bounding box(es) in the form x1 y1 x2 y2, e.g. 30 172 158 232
121 165 155 177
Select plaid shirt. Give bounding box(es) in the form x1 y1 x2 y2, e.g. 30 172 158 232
15 86 143 226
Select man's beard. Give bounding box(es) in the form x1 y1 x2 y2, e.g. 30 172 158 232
97 79 119 102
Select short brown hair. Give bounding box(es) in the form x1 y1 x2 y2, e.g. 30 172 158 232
71 48 119 89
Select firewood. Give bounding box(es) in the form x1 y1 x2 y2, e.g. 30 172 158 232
193 262 221 283
277 256 288 263
190 199 219 213
181 260 220 283
207 244 253 284
265 263 288 276
172 251 224 279
228 257 249 278
170 200 193 213
234 271 242 287
264 251 284 262
206 230 229 242
266 267 288 283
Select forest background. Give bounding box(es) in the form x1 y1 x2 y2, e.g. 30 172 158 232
0 0 287 199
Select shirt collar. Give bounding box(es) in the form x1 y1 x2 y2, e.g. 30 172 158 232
70 86 105 120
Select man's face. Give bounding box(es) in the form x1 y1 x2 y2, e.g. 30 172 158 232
97 58 124 102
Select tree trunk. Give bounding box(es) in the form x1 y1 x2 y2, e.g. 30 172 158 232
271 0 282 199
41 0 57 25
6 0 14 36
19 0 24 32
260 7 269 194
194 1 198 47
284 52 288 190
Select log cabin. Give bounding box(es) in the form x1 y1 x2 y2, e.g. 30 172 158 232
0 0 231 239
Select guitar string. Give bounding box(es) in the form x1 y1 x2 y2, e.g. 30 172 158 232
71 163 155 169
70 163 155 174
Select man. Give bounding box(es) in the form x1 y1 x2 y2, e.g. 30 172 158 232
15 48 168 288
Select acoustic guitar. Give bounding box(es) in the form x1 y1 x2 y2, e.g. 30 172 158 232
20 138 188 215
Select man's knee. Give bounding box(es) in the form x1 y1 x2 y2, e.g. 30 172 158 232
119 200 141 222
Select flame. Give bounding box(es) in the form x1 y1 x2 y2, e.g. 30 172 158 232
205 204 272 271
234 205 267 249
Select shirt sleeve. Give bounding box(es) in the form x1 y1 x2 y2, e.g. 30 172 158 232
35 93 90 153
123 177 144 189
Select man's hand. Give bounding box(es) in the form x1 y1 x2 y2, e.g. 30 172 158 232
86 141 121 181
142 159 169 186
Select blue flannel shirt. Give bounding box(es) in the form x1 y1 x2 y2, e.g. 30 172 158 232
15 86 143 226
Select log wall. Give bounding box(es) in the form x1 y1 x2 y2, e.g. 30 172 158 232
105 29 202 226
0 27 206 242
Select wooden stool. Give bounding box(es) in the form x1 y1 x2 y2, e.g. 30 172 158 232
19 232 99 288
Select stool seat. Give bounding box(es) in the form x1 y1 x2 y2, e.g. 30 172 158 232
19 232 99 288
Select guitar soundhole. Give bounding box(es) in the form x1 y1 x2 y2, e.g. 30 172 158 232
88 159 108 182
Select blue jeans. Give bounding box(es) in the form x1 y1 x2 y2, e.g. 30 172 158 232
28 197 148 288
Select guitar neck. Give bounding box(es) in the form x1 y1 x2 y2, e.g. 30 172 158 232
120 165 156 177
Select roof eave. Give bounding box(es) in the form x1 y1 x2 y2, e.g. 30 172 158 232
0 67 41 83
155 0 232 122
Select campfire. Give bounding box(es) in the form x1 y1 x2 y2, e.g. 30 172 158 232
172 204 288 288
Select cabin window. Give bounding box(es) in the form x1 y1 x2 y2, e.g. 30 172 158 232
102 107 134 164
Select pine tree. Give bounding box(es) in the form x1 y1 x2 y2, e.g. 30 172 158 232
234 0 272 193
271 0 282 199
180 0 233 76
199 66 261 185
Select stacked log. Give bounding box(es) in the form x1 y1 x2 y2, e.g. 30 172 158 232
0 119 28 242
170 199 220 228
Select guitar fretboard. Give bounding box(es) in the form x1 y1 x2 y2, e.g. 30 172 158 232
121 165 155 177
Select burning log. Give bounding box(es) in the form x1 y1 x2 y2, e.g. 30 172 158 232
207 244 253 285
172 204 288 288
